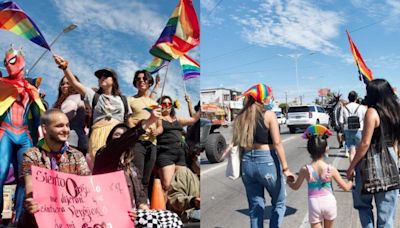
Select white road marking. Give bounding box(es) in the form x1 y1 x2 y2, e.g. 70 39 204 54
201 135 299 176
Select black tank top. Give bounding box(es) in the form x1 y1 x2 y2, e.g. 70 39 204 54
253 112 273 144
371 123 393 146
157 119 183 145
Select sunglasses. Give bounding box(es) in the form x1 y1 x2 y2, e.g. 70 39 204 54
161 102 172 108
135 76 148 82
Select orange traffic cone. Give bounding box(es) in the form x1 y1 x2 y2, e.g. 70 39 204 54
150 178 166 210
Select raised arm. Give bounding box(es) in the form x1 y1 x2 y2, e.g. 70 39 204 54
177 111 200 127
149 74 161 100
53 55 86 96
185 95 196 117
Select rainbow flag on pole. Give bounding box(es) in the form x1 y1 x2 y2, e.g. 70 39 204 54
145 57 169 74
0 1 50 50
150 0 199 61
346 30 373 84
179 54 199 80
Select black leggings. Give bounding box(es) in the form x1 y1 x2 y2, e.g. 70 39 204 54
133 141 157 199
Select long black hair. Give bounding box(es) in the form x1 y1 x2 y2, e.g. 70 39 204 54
364 79 400 141
307 135 328 161
106 123 129 145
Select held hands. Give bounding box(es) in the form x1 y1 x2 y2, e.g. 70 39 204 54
185 95 191 103
24 198 39 214
346 166 355 180
53 55 68 70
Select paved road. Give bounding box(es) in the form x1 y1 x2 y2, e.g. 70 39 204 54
201 125 400 227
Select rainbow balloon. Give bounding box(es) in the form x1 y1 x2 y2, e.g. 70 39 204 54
302 124 332 139
0 1 51 50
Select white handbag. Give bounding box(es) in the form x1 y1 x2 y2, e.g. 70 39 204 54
225 145 241 180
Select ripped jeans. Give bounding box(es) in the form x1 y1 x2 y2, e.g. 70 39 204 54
241 149 286 228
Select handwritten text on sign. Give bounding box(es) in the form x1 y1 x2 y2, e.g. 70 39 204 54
32 166 133 228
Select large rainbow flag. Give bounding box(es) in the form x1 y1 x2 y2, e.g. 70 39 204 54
145 57 169 74
150 0 199 61
346 30 373 84
179 54 199 80
0 1 50 50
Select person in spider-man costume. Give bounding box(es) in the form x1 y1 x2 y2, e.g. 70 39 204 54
0 46 45 223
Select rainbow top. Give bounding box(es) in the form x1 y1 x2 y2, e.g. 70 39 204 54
243 83 272 104
346 30 373 84
179 54 199 80
0 1 50 50
302 124 332 139
150 0 199 61
143 105 159 113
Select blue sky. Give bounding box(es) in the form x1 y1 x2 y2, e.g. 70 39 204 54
201 0 400 104
0 0 200 116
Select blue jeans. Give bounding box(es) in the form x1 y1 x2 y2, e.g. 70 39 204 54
352 146 399 228
241 150 286 228
344 129 362 149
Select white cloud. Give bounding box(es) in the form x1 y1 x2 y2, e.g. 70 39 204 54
232 0 345 55
201 0 224 26
53 0 165 41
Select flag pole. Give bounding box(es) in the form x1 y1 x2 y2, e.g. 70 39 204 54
183 79 188 95
159 62 170 105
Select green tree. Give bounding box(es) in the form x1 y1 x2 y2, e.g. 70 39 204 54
279 103 288 113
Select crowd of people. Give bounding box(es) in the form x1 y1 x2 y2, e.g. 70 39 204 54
0 50 201 227
229 81 399 228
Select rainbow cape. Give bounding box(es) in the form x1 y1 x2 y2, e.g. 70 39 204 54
0 1 50 50
150 0 199 61
145 57 169 74
302 124 332 139
179 54 199 80
346 30 373 85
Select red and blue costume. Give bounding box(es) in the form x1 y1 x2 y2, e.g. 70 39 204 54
0 47 45 222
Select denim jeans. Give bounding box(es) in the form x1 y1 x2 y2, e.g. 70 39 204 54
352 146 399 228
344 129 362 149
241 149 286 228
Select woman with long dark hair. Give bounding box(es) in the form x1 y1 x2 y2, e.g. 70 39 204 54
53 55 131 167
53 75 88 154
232 83 293 228
347 79 400 227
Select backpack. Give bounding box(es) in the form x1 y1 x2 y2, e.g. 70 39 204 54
88 93 129 136
344 104 361 129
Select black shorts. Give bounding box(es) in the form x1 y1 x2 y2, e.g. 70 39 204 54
157 145 186 168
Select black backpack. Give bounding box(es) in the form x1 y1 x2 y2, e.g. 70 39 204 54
88 93 129 136
345 104 361 129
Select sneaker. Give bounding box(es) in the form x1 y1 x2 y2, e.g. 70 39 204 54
345 151 349 158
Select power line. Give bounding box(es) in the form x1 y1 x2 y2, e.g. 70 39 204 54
207 0 224 16
202 45 254 62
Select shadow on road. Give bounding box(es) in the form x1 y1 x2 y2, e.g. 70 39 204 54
236 205 297 220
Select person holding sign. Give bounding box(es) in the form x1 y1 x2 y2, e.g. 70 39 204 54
18 109 91 227
93 108 183 228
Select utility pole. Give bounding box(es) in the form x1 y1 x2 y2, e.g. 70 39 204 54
285 91 288 113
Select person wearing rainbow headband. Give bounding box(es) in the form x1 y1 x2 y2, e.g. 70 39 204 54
232 83 294 228
0 46 46 223
287 125 352 228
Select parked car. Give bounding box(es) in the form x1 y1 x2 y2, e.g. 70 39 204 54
275 111 286 125
286 105 329 133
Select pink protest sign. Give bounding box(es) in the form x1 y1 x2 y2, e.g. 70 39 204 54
31 166 133 228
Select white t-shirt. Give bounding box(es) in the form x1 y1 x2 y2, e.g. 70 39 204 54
339 102 367 130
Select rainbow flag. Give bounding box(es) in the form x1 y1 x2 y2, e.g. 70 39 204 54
143 105 159 113
145 57 169 74
346 30 373 85
302 124 332 139
179 54 199 80
150 0 199 61
0 1 50 50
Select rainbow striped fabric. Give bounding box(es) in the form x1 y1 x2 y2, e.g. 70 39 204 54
0 1 50 50
150 0 199 61
243 83 272 104
143 105 159 113
146 57 169 74
346 30 373 85
302 124 332 139
179 54 199 80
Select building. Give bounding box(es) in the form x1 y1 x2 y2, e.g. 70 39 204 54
201 88 242 121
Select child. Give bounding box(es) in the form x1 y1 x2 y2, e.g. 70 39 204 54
287 125 352 228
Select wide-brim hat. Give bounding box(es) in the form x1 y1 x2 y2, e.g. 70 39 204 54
94 68 118 79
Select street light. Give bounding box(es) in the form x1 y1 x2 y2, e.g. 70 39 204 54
27 23 78 75
278 52 315 105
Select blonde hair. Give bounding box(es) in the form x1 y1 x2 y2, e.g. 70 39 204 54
233 96 265 148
